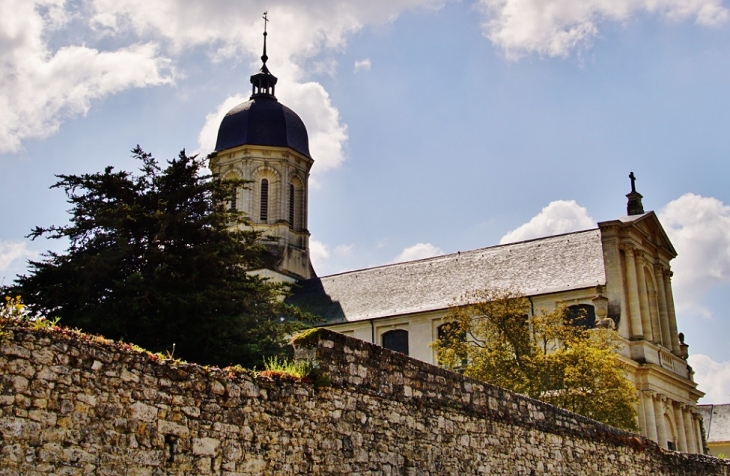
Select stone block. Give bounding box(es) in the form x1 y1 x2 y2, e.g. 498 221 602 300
130 401 158 422
158 419 189 437
193 437 220 456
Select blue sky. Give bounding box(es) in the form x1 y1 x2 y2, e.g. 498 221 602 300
2 0 730 402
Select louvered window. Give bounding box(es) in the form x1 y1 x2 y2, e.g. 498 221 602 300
229 188 237 211
260 179 269 222
289 183 295 228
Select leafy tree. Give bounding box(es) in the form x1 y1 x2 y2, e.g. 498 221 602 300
433 288 638 431
5 146 308 368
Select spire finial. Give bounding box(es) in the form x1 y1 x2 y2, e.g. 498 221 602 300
626 171 644 215
249 12 277 98
261 11 269 64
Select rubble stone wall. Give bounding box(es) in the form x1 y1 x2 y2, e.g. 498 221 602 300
0 325 727 475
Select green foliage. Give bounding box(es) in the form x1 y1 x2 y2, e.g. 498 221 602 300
0 295 60 332
1 295 25 320
5 147 309 368
433 288 639 431
262 356 313 379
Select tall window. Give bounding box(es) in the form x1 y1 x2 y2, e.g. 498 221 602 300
229 188 237 211
566 304 596 329
288 183 295 228
260 179 269 222
382 329 409 355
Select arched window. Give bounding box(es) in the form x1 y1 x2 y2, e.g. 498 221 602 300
260 179 269 222
288 183 295 227
566 304 596 329
382 329 409 355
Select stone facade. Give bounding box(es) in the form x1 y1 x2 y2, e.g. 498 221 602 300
210 144 314 282
1 324 727 475
315 212 704 453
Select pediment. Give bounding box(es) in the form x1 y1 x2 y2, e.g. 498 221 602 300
598 212 677 259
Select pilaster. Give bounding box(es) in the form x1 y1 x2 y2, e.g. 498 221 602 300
664 269 681 356
622 244 644 340
674 403 688 452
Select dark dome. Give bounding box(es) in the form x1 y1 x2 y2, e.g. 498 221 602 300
214 96 311 158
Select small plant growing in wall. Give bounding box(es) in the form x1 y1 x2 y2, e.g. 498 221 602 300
258 355 331 387
0 296 61 337
260 356 313 379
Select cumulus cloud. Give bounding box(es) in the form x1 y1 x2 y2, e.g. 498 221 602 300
500 200 596 244
3 0 446 157
0 241 37 281
196 94 248 156
659 193 730 319
477 0 729 59
394 243 444 263
689 354 730 404
0 0 173 154
309 239 330 272
86 0 445 171
354 59 372 72
278 81 348 173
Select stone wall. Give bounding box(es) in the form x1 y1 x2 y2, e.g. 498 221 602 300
0 324 728 475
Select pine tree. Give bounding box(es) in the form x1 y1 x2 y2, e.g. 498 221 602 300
6 146 308 368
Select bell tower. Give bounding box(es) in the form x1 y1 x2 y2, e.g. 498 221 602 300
209 14 314 282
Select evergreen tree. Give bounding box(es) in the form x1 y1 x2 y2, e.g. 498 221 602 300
433 288 638 431
6 146 308 368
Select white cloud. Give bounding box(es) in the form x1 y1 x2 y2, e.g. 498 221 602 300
354 59 372 72
0 0 174 154
278 81 348 174
394 243 444 263
0 241 37 281
196 94 248 156
477 0 729 59
84 0 446 174
3 0 447 156
500 200 596 244
689 354 730 404
309 239 330 271
659 193 730 319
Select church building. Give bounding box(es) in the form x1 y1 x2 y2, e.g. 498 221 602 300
208 29 706 454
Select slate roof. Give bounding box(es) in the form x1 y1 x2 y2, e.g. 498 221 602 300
287 229 607 324
215 96 311 158
699 404 730 443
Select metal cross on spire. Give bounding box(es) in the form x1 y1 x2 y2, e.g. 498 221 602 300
629 171 637 193
261 12 269 64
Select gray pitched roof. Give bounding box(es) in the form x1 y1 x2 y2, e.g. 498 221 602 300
287 229 606 324
699 404 730 443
